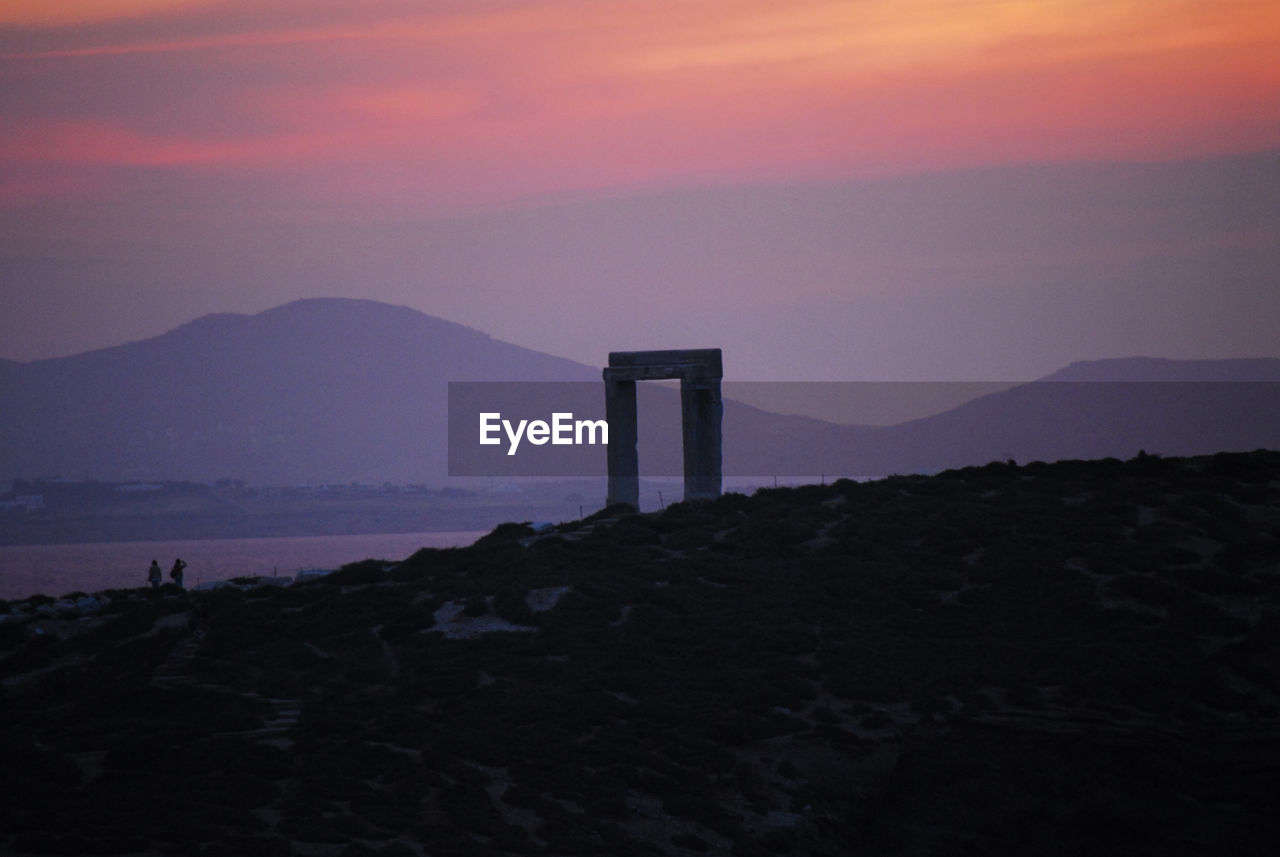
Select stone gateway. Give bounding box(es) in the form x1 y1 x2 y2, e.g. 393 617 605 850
603 349 723 508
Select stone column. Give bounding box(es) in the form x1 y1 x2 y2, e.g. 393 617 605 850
605 377 639 509
681 378 722 502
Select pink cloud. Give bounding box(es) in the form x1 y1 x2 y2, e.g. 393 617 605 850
1 0 1277 210
0 118 352 168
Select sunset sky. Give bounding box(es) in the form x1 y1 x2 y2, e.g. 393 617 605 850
2 0 1278 379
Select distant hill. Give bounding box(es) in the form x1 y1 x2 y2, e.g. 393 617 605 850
0 299 596 485
2 299 1278 487
738 357 1280 477
1040 356 1280 382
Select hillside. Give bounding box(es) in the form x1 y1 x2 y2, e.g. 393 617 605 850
2 450 1279 855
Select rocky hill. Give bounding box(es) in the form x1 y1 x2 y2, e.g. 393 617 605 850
1 450 1279 855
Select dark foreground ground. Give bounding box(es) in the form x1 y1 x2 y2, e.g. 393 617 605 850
2 451 1279 856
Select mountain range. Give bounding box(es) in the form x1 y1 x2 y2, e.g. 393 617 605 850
2 298 1278 486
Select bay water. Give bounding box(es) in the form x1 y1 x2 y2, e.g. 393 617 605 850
0 531 485 601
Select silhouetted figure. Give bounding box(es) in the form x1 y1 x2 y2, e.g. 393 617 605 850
148 560 163 588
170 558 187 589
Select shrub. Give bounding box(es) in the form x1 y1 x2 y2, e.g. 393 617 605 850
438 783 503 834
474 522 534 549
327 560 390 585
859 709 893 729
672 832 712 852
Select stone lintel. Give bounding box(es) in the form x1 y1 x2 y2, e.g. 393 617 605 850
604 365 707 382
605 349 722 382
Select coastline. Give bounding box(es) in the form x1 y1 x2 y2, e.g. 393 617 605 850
0 530 485 602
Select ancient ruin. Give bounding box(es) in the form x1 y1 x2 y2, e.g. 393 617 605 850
604 349 723 508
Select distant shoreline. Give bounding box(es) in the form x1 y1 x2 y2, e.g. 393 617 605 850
0 479 597 547
0 518 499 548
0 529 487 602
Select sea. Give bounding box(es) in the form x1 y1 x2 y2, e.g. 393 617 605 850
0 531 485 602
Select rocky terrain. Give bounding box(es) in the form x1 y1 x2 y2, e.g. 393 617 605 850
2 450 1279 856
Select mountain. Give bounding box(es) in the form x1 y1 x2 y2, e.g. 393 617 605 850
1039 356 1280 382
3 298 1278 488
0 299 596 485
750 357 1280 477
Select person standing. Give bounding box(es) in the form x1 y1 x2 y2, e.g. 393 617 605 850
147 560 163 588
170 558 187 589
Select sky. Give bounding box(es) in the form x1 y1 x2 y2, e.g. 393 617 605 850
1 0 1278 380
